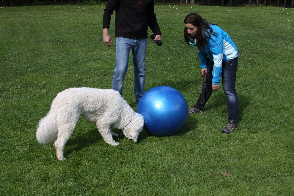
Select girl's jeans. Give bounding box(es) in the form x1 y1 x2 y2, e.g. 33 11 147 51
195 57 239 123
112 37 147 102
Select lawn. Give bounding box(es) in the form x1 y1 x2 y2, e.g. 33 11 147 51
1 4 293 195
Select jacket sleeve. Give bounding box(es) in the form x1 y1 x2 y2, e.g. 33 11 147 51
146 0 161 35
102 0 118 29
208 32 223 85
198 51 208 69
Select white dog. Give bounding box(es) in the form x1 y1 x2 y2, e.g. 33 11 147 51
36 87 144 161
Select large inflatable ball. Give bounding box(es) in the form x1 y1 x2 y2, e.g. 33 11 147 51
138 86 188 136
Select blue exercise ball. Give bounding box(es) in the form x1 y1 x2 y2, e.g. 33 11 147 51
138 86 188 136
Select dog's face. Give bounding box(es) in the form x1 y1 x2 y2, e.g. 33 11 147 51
123 114 144 142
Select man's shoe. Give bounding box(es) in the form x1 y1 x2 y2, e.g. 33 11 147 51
188 106 203 115
222 120 237 133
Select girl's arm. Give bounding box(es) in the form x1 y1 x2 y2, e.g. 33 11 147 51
198 51 208 69
208 31 224 85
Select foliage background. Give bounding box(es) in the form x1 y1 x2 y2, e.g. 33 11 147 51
1 0 294 8
1 5 294 195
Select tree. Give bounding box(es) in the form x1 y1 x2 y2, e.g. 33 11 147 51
249 0 253 6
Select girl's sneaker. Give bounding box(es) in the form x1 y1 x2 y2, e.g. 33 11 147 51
188 105 203 115
222 120 237 133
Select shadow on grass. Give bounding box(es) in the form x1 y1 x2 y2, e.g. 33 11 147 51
64 127 151 158
175 116 198 136
64 128 101 157
203 92 250 123
159 78 196 93
237 94 250 123
64 117 197 157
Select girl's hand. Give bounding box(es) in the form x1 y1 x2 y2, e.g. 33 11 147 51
212 84 220 91
201 68 207 75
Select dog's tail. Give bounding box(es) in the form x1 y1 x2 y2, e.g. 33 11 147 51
36 112 58 144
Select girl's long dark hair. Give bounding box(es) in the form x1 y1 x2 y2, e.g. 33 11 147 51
184 13 215 51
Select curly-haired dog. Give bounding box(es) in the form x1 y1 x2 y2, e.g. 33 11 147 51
36 87 144 161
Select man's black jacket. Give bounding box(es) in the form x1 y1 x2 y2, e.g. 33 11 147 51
103 0 162 39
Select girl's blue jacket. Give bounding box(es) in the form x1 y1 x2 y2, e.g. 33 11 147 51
194 24 238 85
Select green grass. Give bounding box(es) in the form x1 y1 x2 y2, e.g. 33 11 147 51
1 5 294 195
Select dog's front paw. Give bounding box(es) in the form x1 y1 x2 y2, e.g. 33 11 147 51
109 142 119 146
56 150 66 161
57 156 66 161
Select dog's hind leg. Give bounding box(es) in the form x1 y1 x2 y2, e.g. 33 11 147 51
96 122 119 146
54 124 75 161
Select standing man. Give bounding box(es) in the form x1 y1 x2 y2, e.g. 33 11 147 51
103 0 162 103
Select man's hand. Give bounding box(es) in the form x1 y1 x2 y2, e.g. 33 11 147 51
103 28 114 46
153 34 162 41
150 34 162 46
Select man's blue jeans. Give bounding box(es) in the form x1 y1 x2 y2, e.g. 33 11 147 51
112 37 147 102
195 58 239 122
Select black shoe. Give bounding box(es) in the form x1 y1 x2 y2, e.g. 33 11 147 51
222 120 237 133
188 105 203 115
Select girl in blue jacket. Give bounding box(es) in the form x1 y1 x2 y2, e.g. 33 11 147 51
184 13 239 133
